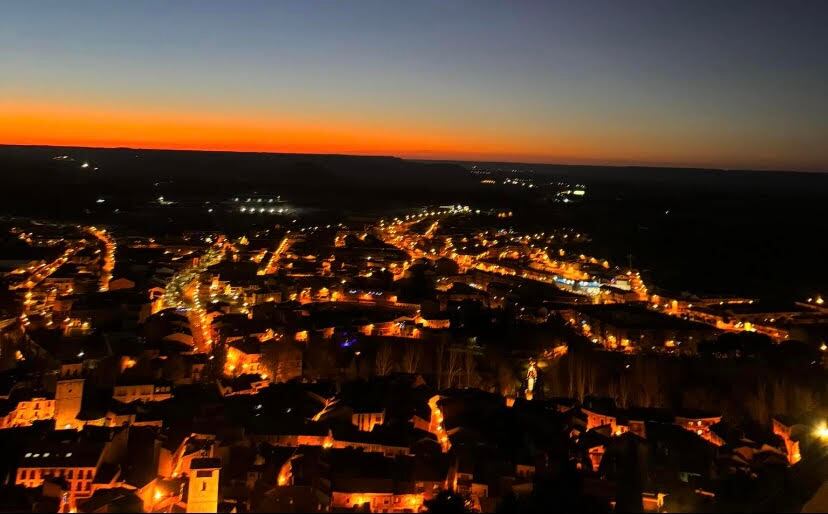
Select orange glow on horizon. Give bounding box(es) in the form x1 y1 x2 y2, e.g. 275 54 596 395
2 98 584 162
2 97 824 170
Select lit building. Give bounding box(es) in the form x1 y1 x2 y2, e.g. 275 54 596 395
417 316 451 330
112 382 173 403
55 363 84 430
16 447 101 504
14 429 127 506
352 408 385 432
224 339 262 377
186 457 221 513
0 395 55 428
582 406 625 435
772 417 803 465
330 490 423 513
675 413 725 447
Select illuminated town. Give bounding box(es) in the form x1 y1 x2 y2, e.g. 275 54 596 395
1 174 827 513
2 1 828 512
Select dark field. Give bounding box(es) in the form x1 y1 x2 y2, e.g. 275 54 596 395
2 145 826 300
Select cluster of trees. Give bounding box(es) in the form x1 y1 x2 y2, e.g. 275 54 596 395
0 324 27 371
544 340 827 424
362 339 483 390
297 329 522 398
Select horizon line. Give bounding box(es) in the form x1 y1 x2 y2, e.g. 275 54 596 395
1 142 825 176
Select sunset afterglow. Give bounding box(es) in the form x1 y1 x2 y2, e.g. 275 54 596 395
2 0 827 170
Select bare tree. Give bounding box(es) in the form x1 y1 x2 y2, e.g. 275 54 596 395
375 343 394 376
436 341 445 389
618 372 630 408
402 344 422 374
574 353 587 400
446 348 462 388
463 350 477 388
497 363 516 397
0 329 23 371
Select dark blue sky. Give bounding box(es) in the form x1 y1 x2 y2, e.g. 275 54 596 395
2 0 826 170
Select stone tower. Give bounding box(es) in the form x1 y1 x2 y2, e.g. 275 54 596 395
187 457 221 513
55 362 84 429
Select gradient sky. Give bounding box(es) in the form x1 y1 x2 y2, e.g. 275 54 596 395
2 0 827 171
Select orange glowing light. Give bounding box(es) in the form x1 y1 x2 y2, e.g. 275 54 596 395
0 96 674 166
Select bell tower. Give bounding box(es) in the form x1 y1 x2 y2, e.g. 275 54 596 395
55 363 84 429
187 457 221 513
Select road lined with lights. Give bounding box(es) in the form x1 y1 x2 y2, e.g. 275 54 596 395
162 239 226 351
87 226 116 292
10 243 80 293
376 207 790 341
649 295 789 341
260 235 292 275
375 207 647 302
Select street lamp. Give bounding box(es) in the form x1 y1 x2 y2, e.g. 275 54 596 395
814 422 828 441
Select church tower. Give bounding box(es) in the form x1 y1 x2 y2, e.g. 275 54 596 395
55 362 84 429
187 458 221 513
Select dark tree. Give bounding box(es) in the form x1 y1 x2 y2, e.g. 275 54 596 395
424 491 468 513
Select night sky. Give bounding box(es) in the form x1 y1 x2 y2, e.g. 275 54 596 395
2 0 827 171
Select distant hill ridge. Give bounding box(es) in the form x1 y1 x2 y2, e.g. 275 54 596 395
1 144 825 193
0 144 471 189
